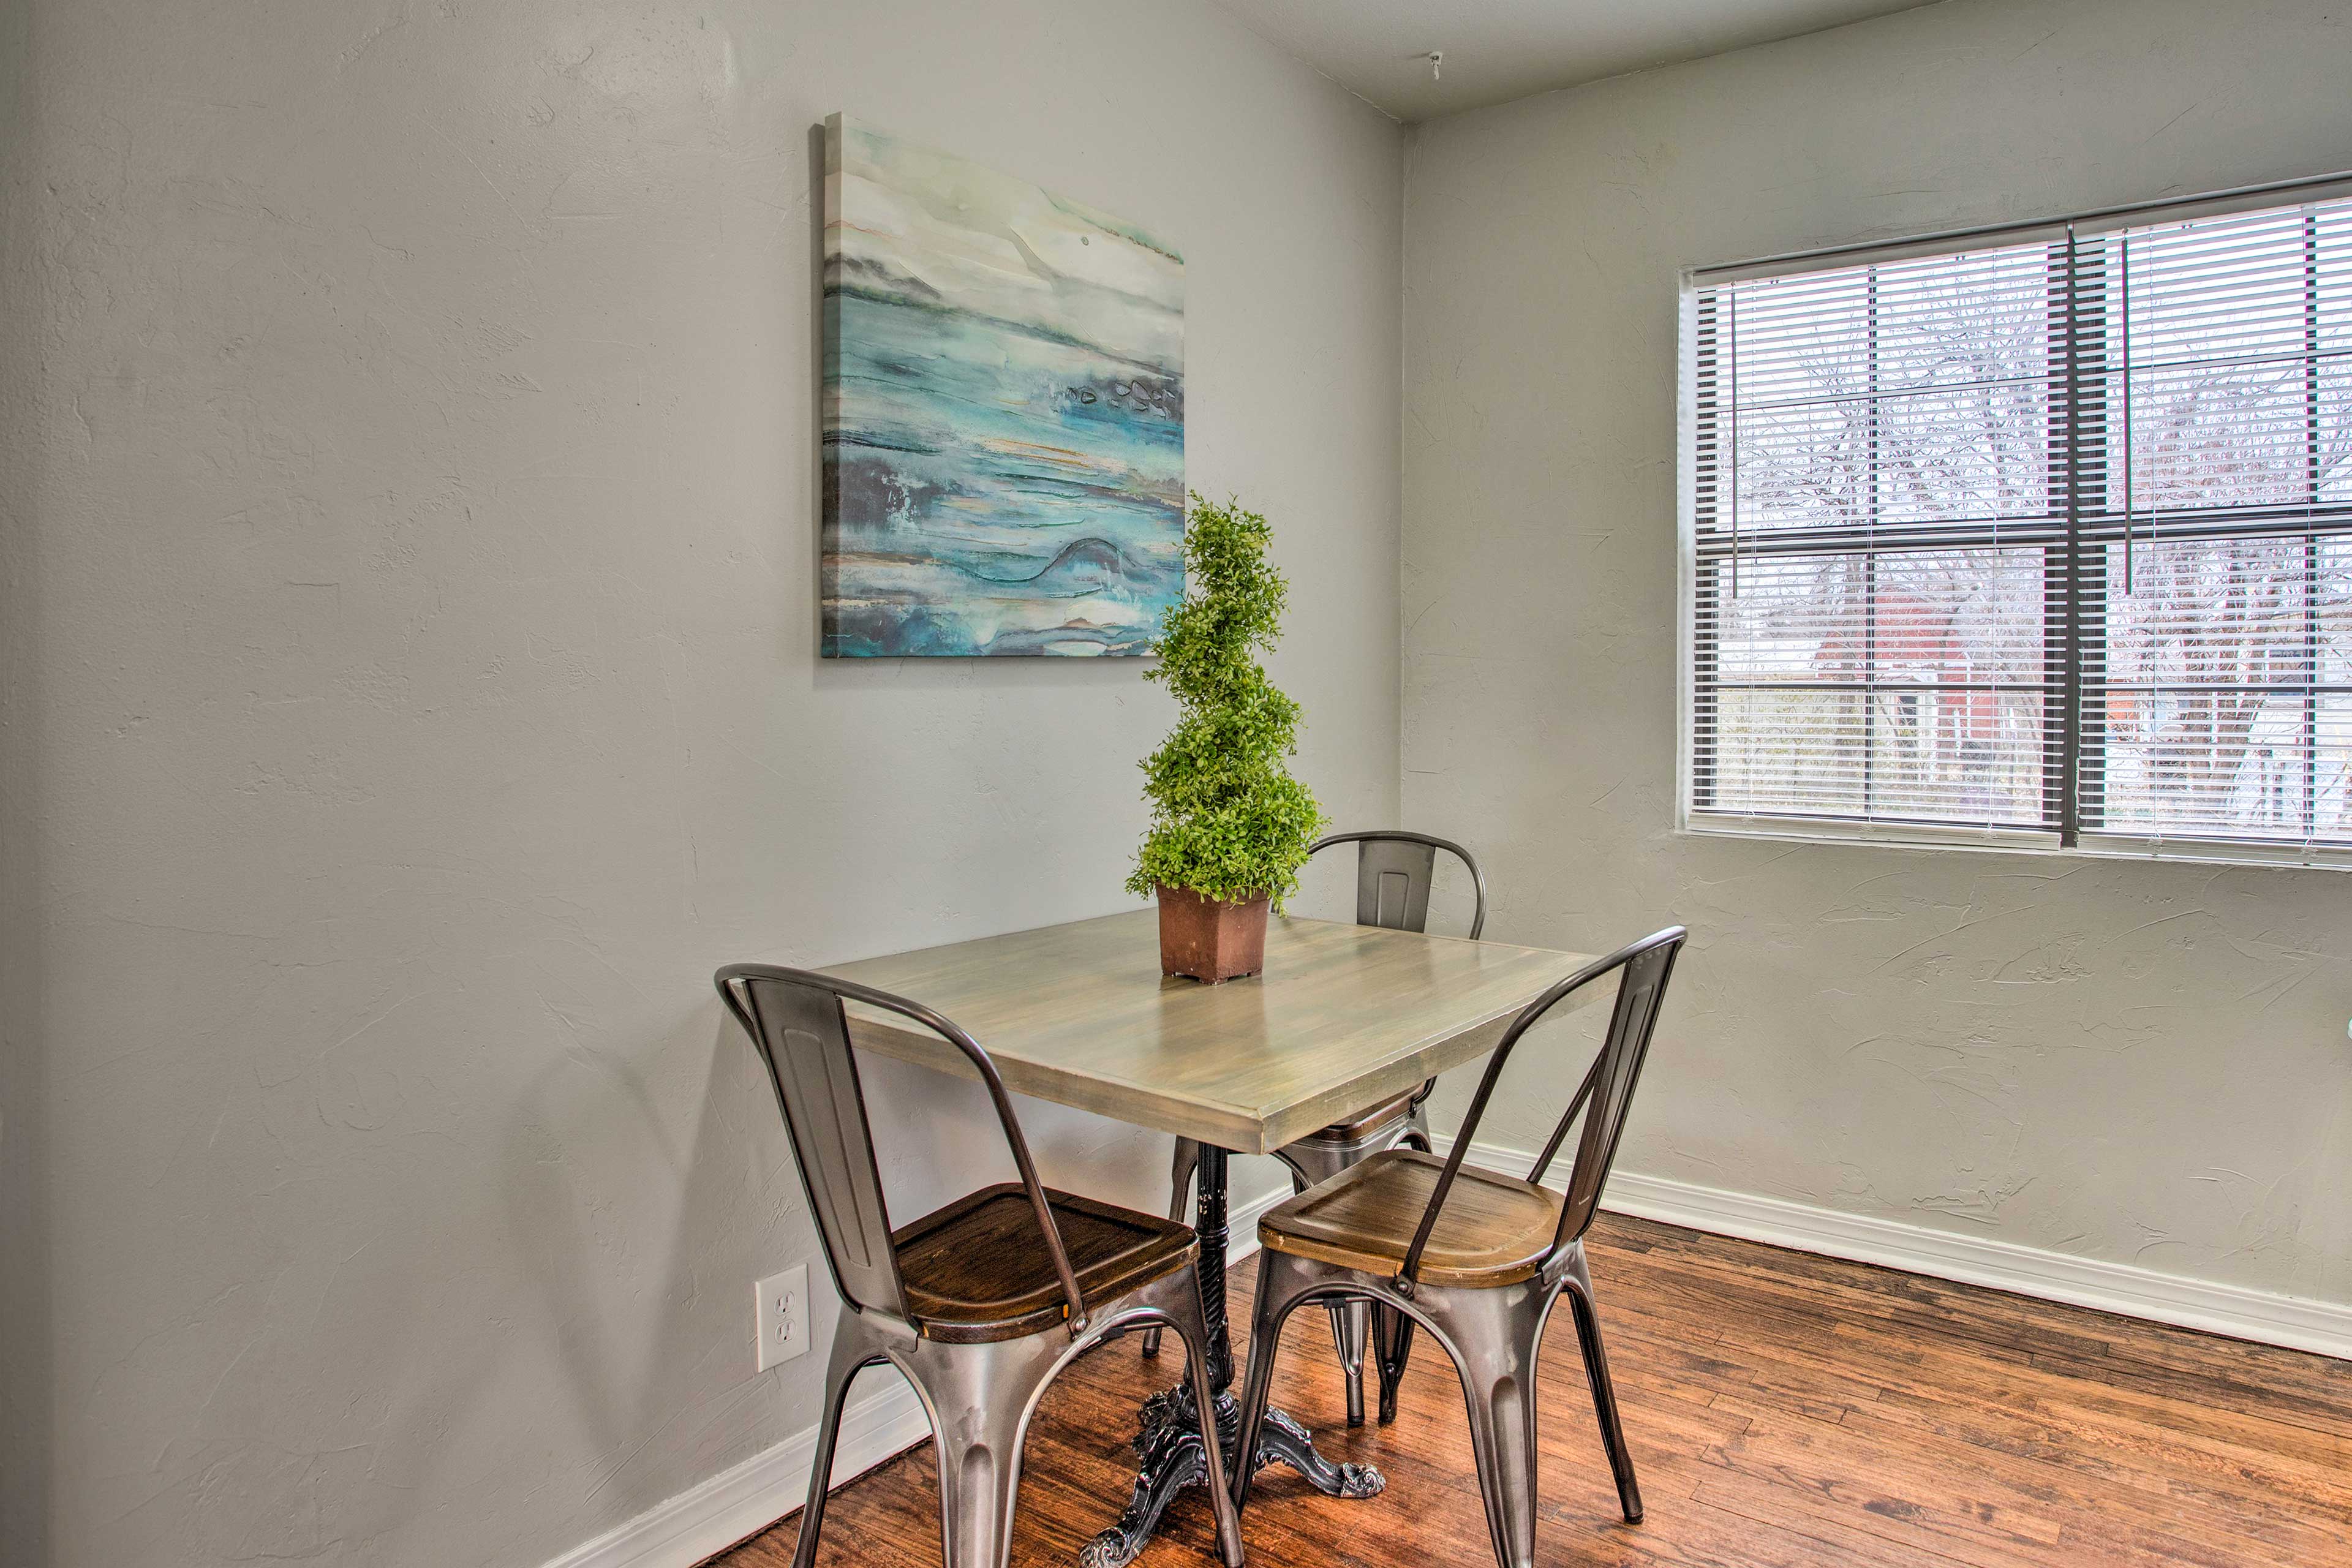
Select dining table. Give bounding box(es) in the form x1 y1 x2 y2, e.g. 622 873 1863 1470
819 905 1600 1568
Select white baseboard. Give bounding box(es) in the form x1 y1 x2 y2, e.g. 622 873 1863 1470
541 1180 1294 1568
541 1374 930 1568
1431 1134 2352 1363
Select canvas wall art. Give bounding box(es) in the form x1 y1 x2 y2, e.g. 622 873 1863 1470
821 114 1185 657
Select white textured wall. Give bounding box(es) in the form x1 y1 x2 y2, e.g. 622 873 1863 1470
1403 0 2352 1309
0 2 1403 1564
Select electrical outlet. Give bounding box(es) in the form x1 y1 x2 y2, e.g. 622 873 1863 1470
756 1263 810 1373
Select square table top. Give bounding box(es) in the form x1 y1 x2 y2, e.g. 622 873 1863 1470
818 908 1598 1155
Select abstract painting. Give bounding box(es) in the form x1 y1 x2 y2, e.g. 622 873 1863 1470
821 114 1185 657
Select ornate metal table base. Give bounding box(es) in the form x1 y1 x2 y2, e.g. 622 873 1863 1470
1082 1145 1384 1568
1081 1384 1382 1568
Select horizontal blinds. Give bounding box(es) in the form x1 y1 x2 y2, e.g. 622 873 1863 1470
1691 186 2352 852
1692 236 2065 831
2067 200 2352 846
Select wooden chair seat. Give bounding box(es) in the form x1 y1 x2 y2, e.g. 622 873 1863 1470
895 1184 1198 1342
1259 1148 1564 1289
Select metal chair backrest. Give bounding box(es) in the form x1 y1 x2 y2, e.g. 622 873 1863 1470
1311 830 1487 939
1395 926 1686 1291
714 964 1091 1335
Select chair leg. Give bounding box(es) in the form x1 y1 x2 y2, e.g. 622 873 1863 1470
1373 1303 1415 1425
1229 1252 1310 1516
1423 1284 1550 1568
1401 1098 1433 1155
933 1430 1025 1568
1325 1300 1369 1427
904 1336 1059 1568
1161 1274 1248 1568
791 1319 876 1568
1564 1248 1643 1524
1278 1144 1371 1423
1364 1104 1433 1425
1142 1137 1201 1361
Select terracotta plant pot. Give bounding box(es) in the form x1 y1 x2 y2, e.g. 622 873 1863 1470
1155 884 1270 984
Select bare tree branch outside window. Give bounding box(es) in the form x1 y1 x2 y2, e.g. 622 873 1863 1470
1691 193 2352 851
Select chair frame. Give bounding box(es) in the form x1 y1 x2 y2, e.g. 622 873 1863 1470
716 963 1245 1568
1229 926 1687 1568
1145 831 1486 1426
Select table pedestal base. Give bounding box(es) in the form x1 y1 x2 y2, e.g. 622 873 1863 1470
1080 1142 1383 1568
1080 1382 1384 1568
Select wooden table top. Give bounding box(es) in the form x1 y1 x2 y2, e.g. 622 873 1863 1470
819 908 1597 1155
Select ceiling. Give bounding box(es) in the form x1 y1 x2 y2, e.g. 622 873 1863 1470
1215 0 1943 121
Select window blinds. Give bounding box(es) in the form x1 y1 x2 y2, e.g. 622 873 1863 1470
1689 184 2352 858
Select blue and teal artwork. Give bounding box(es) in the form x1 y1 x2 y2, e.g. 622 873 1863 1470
821 114 1185 657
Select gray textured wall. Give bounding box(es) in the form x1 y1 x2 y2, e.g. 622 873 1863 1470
1403 0 2352 1308
0 2 1403 1563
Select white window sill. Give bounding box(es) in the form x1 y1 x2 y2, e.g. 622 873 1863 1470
1677 813 2352 873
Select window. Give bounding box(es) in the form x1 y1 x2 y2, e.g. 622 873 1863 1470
1683 183 2352 865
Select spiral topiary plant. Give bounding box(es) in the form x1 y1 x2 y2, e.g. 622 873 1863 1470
1125 494 1327 910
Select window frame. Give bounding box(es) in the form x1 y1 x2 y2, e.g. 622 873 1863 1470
1675 172 2352 872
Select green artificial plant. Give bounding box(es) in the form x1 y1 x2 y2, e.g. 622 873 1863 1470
1125 494 1327 910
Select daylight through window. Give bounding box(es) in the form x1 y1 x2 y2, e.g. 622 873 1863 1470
1686 186 2352 862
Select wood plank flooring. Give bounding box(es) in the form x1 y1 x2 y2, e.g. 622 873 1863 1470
710 1215 2352 1568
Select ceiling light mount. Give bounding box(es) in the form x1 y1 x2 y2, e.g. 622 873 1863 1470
1425 50 1443 82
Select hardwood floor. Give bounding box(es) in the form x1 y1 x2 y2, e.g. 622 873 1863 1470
711 1215 2352 1568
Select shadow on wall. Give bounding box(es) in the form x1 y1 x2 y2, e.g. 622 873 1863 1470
481 986 1090 1553
1 0 51 1552
484 1004 809 1546
397 941 1294 1563
0 612 52 1550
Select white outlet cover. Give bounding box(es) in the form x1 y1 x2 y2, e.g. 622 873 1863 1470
756 1262 810 1373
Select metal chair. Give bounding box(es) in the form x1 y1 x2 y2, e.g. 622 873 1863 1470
1144 830 1487 1427
716 964 1246 1568
1231 926 1686 1568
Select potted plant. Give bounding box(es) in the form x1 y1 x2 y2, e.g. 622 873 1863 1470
1126 495 1326 982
